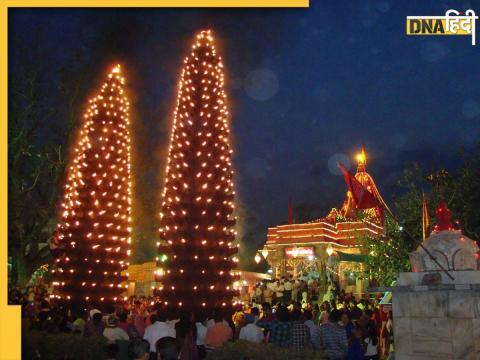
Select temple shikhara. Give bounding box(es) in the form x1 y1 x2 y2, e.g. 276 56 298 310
261 146 387 296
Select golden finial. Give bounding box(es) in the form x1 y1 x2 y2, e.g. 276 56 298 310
356 144 367 171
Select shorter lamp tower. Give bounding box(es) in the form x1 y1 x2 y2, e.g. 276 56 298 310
51 64 133 307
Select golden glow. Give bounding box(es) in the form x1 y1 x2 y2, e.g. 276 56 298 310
356 151 366 165
326 244 334 256
155 29 238 307
51 64 132 302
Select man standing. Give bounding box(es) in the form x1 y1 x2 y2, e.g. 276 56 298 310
290 310 310 350
204 311 233 349
103 315 130 343
255 283 263 304
257 305 291 348
263 283 274 305
292 278 300 302
239 314 264 343
317 309 347 360
143 313 176 360
283 277 293 305
275 280 284 305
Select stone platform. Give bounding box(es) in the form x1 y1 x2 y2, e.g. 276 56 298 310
391 271 480 360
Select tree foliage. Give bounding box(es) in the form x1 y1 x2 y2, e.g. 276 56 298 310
359 216 411 286
8 41 68 286
359 144 480 286
8 28 94 286
395 144 480 242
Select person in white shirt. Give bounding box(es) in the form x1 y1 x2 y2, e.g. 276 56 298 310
239 314 264 343
103 315 129 343
166 318 179 331
165 308 179 331
195 312 208 346
275 280 284 305
283 277 293 304
292 279 300 302
143 313 176 353
255 284 263 303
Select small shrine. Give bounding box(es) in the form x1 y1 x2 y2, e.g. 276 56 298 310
409 201 479 272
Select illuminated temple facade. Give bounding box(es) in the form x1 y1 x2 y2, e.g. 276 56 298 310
261 147 387 296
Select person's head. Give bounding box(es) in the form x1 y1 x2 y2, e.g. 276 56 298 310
290 309 301 322
195 310 207 324
73 308 86 320
178 310 192 323
157 311 167 322
329 309 342 323
262 302 271 314
128 338 150 360
321 301 330 312
150 314 158 324
92 312 103 324
244 313 255 324
90 309 102 320
166 308 178 321
341 311 350 326
276 305 289 322
304 310 312 321
213 310 224 323
105 304 115 315
251 307 259 317
156 336 178 360
106 315 119 328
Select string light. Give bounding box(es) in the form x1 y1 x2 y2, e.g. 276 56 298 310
155 30 238 311
51 64 132 304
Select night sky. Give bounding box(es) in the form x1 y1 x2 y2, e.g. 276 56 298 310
9 1 480 265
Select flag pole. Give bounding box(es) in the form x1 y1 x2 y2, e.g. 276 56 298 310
422 190 430 241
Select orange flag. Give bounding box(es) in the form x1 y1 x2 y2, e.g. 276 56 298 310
422 191 430 241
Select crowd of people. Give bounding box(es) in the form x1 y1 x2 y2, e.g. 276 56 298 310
12 278 395 360
242 276 348 306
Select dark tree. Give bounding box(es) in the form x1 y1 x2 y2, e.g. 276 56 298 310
157 30 238 312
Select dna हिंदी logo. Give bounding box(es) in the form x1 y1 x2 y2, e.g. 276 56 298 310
406 9 478 45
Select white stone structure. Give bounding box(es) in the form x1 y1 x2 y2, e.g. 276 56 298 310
391 203 480 359
409 230 479 272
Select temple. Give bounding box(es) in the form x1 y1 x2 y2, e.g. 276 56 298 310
261 146 386 297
